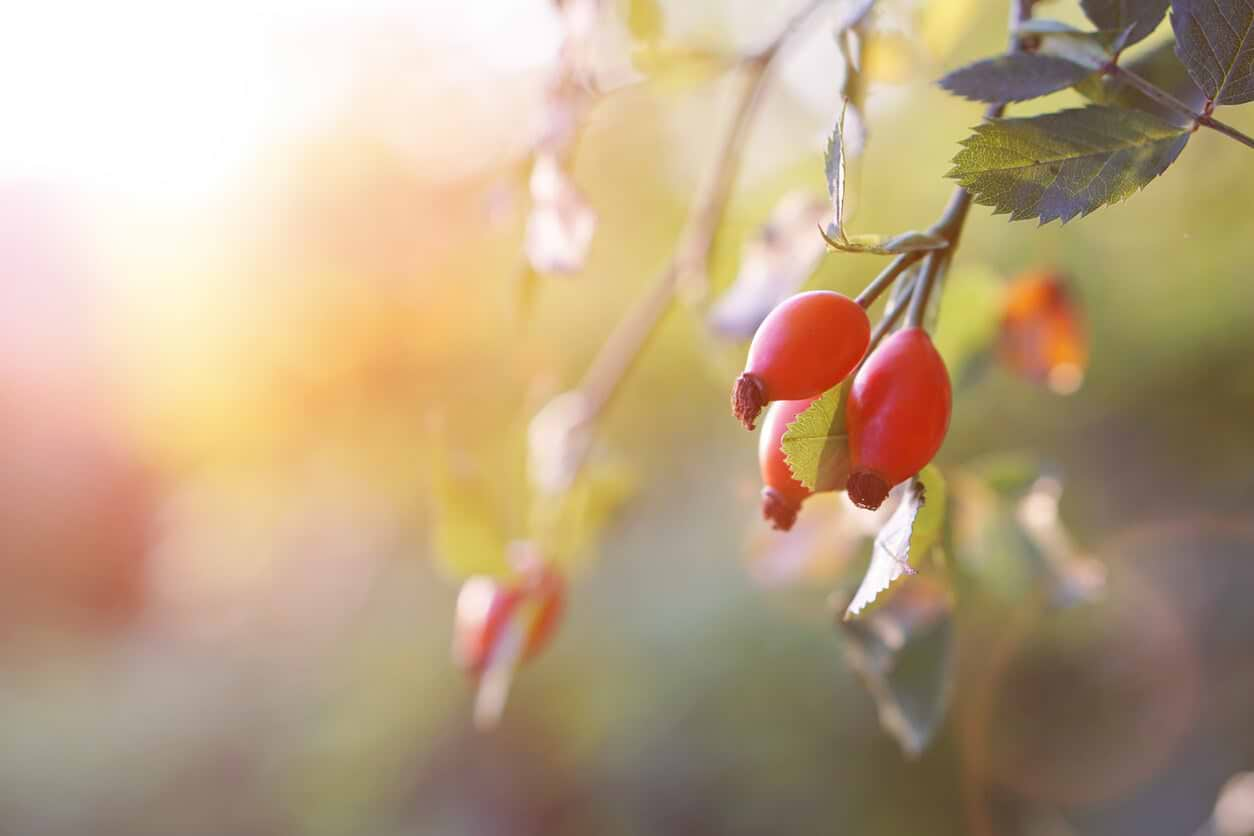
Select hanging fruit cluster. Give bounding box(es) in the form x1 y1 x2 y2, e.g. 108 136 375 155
736 288 952 529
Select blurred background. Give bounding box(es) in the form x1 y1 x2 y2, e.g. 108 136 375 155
2 0 1253 834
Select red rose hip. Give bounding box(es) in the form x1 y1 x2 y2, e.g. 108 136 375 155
453 564 565 675
758 396 848 530
732 290 870 430
845 327 951 510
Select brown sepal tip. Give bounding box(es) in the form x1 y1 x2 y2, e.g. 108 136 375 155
761 487 800 531
732 373 766 430
846 469 890 511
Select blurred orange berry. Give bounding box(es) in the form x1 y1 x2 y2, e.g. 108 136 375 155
997 269 1088 395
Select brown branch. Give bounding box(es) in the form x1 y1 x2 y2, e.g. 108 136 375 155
900 0 1035 332
573 0 829 420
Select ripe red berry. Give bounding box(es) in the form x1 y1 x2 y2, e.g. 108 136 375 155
732 290 870 430
453 564 564 675
998 269 1087 394
845 327 951 510
758 396 848 531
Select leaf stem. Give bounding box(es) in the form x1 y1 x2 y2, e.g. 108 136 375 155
1110 65 1254 150
1195 114 1254 149
867 271 919 354
906 252 945 329
854 250 926 308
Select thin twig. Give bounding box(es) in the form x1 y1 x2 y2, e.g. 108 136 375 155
898 0 1034 334
572 0 830 422
866 271 920 355
1111 65 1254 150
854 250 926 308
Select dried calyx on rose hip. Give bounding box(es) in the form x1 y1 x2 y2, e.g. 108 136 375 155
452 562 565 676
758 396 849 531
732 290 870 430
845 326 951 510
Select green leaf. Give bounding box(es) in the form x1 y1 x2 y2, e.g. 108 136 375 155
947 105 1190 224
824 98 940 254
1171 0 1254 105
841 574 956 758
1016 20 1135 65
819 226 950 255
1079 0 1169 46
823 100 850 238
1076 39 1205 124
939 53 1096 103
846 466 946 618
430 462 511 580
781 383 851 492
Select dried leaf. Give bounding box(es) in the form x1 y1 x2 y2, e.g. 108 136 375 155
707 192 830 339
525 154 598 275
527 389 594 496
824 100 851 241
1170 0 1254 105
841 574 956 757
846 466 946 618
948 105 1190 224
821 227 950 255
1213 772 1254 836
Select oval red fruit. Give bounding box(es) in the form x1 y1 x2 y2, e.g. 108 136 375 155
757 396 849 530
845 327 951 510
732 290 870 430
453 565 565 675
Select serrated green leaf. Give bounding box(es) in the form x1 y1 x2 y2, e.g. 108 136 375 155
939 53 1096 103
841 574 955 757
1079 0 1169 46
947 105 1190 224
1171 0 1254 105
824 100 850 239
1076 39 1205 124
846 466 946 618
820 226 949 255
781 383 851 492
